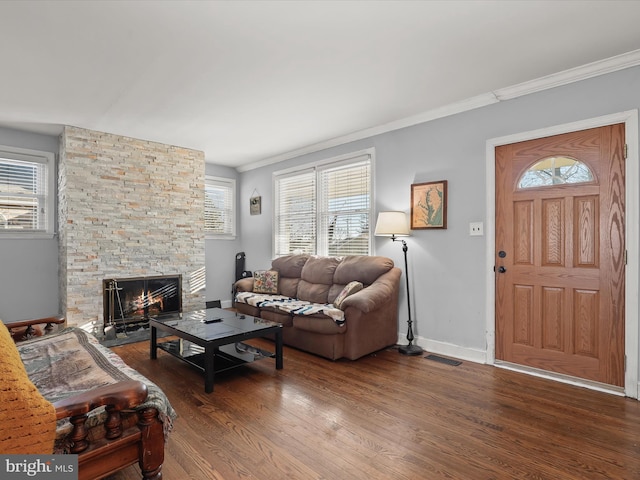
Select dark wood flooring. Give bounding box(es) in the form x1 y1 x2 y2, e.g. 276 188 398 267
106 338 640 480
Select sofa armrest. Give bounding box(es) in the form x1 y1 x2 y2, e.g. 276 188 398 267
4 315 65 330
53 380 148 419
53 380 150 454
235 277 255 293
340 268 402 313
5 316 66 342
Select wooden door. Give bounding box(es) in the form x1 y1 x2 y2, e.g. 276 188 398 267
495 124 625 386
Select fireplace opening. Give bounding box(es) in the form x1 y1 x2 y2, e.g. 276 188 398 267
103 274 182 334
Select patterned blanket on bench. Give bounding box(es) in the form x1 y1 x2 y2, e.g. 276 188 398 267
235 292 345 325
18 327 177 450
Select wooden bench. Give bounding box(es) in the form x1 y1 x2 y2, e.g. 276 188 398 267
1 316 175 480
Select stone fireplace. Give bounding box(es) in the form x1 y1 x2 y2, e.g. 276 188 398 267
58 126 205 332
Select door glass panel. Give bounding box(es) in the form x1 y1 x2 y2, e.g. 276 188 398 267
518 156 594 189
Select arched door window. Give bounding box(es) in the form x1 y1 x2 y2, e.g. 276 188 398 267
518 156 594 189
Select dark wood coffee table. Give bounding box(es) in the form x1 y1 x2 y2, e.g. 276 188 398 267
149 308 283 393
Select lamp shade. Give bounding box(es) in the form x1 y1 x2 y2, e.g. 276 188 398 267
374 211 409 237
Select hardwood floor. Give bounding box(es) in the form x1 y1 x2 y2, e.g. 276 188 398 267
107 339 640 480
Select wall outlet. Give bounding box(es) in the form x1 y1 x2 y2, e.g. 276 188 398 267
469 222 484 236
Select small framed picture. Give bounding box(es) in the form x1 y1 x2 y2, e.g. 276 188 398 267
250 196 262 215
411 180 447 229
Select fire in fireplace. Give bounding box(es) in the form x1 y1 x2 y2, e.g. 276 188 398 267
103 275 182 331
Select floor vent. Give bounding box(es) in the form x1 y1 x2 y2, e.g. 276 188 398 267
425 354 462 366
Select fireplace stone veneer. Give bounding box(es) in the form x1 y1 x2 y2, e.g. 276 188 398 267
59 126 205 329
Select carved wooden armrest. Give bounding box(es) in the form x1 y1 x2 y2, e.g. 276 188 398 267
4 315 65 341
53 380 148 453
53 380 148 418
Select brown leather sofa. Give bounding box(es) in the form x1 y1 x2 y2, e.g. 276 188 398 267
234 254 401 360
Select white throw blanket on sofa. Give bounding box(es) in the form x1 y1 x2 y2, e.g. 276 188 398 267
235 292 345 325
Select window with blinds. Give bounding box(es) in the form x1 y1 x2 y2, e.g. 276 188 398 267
274 151 372 257
205 176 236 238
0 152 51 233
275 169 316 255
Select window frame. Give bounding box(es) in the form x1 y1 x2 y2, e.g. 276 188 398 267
272 148 374 258
0 145 56 239
205 175 236 240
517 155 595 189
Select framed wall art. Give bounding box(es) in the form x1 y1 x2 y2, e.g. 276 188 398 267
250 196 262 215
411 180 447 229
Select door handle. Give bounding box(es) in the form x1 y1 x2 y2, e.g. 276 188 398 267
498 266 507 273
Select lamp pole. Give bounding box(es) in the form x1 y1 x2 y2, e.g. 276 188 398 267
394 236 423 356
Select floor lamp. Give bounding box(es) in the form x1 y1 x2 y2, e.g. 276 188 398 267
374 211 424 356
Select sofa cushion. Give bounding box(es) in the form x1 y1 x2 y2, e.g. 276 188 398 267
272 254 309 277
271 255 308 297
297 280 331 304
301 255 341 284
278 277 301 299
298 256 341 303
259 309 294 327
235 292 345 324
334 255 394 285
253 270 279 294
292 315 346 335
0 320 56 454
234 302 261 318
333 281 364 310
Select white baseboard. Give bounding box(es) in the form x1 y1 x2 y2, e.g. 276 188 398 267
400 334 487 364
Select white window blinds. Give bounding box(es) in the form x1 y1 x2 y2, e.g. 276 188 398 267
0 155 48 232
205 176 236 238
318 158 371 256
275 169 316 256
274 152 372 257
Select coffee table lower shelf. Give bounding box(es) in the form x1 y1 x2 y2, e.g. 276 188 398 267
157 340 276 374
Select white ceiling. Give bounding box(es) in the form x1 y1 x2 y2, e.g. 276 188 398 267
1 1 640 169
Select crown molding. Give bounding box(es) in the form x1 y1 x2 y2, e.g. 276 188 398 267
237 93 498 173
238 49 640 173
494 48 640 100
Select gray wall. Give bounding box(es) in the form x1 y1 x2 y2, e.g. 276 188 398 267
205 163 241 306
237 65 640 358
0 126 59 321
2 65 639 345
